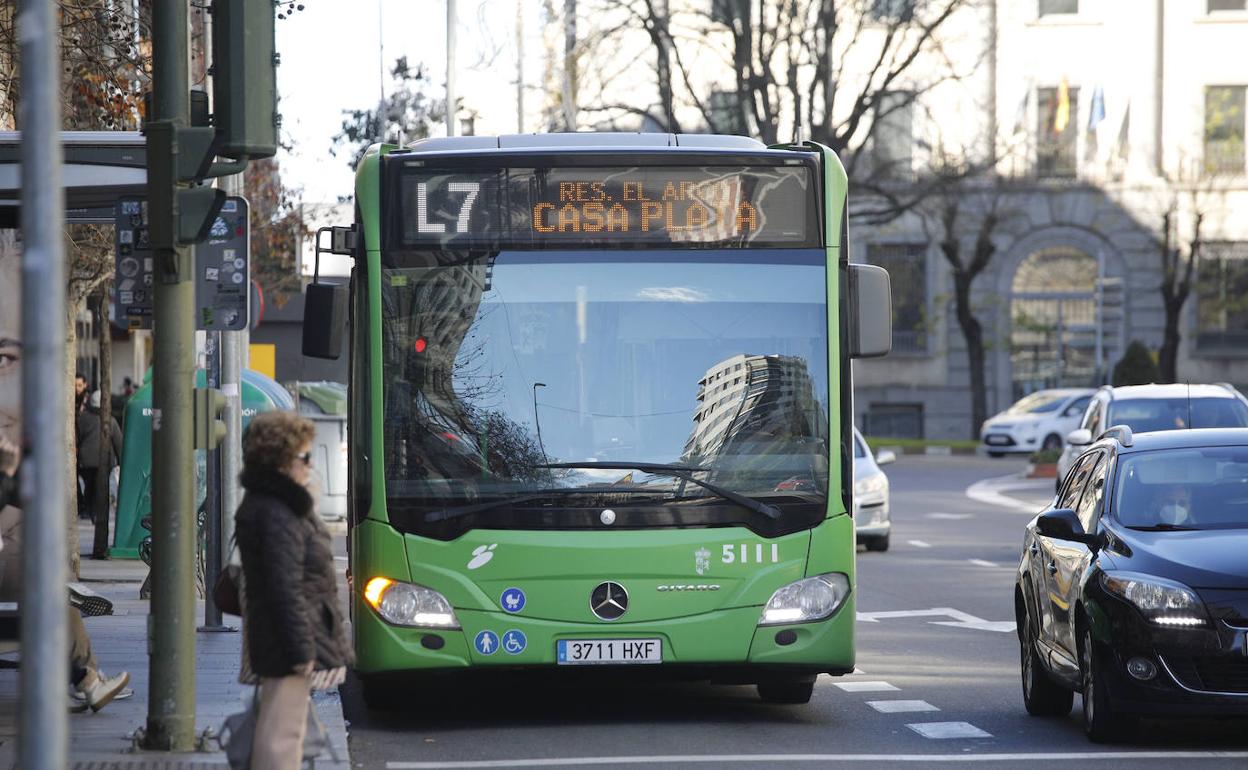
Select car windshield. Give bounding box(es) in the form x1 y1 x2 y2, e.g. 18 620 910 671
1114 446 1248 530
1007 392 1066 415
1107 397 1248 433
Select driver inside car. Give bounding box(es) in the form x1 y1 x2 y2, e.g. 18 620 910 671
1154 483 1194 527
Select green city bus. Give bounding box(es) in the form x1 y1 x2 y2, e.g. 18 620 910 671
304 133 891 707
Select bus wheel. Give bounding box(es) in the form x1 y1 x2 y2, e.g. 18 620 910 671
360 675 405 711
863 533 890 552
757 677 815 704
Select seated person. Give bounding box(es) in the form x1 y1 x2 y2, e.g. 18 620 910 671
1152 483 1193 527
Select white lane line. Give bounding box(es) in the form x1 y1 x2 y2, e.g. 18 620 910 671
866 700 939 713
386 751 1248 768
967 559 998 568
833 681 899 692
927 513 973 520
907 540 932 549
857 607 1016 634
966 473 1048 513
906 722 993 739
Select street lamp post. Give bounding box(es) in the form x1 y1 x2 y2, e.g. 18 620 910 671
532 382 547 463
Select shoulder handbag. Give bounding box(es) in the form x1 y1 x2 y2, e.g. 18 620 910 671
212 537 242 617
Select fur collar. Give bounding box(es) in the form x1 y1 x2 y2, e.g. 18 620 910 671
240 465 314 518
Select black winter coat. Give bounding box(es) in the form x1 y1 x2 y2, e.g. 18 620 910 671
235 466 352 677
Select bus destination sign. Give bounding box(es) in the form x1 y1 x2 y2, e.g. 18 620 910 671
395 164 816 248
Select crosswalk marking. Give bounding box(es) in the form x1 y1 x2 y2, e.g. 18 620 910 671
834 681 898 692
907 721 993 739
907 540 932 548
967 559 998 568
866 700 939 713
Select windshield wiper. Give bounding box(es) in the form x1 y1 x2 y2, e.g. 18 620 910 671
1126 523 1198 531
539 461 782 520
424 486 669 523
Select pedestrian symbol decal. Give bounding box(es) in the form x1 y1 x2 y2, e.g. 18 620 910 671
501 587 526 613
467 543 498 570
502 629 527 655
474 630 499 656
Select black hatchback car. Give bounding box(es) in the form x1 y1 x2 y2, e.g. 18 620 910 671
1015 427 1248 741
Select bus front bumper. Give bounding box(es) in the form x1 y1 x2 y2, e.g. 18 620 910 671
352 595 855 680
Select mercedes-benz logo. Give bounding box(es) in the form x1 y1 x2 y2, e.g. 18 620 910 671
590 581 629 621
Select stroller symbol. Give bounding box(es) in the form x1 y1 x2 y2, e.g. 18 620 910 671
500 587 526 613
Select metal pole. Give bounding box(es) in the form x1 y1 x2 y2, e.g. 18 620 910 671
1095 250 1105 385
562 0 576 131
201 330 226 630
146 0 198 750
532 382 547 463
447 0 457 136
17 0 68 766
220 176 243 560
516 0 524 134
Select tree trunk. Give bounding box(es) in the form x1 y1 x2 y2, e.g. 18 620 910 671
64 301 81 579
92 290 112 559
954 272 988 440
1158 298 1181 384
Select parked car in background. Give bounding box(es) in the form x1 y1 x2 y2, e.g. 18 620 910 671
1016 427 1248 742
853 428 895 552
295 381 348 522
980 389 1093 458
1055 383 1248 490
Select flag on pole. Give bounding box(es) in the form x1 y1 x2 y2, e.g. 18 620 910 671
1054 78 1071 133
1088 86 1105 132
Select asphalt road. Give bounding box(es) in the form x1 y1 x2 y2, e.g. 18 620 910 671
339 455 1248 769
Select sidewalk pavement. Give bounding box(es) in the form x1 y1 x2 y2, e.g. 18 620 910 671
0 553 351 769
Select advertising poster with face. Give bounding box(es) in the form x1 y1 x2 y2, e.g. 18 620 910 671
0 229 20 598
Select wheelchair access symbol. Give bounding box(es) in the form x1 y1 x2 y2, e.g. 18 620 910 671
502 629 527 655
500 587 526 613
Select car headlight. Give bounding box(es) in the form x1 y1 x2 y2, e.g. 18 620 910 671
363 577 460 629
759 573 851 626
855 472 887 497
1100 572 1207 627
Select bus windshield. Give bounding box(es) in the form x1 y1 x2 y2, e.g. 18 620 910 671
379 249 830 537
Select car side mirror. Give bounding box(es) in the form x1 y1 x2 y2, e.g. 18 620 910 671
875 449 896 466
1036 508 1100 548
1066 429 1092 447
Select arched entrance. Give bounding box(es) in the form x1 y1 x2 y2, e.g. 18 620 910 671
1010 247 1120 400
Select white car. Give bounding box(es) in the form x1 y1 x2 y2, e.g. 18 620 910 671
853 428 894 552
979 389 1093 457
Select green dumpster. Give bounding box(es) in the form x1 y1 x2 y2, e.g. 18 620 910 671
110 368 295 559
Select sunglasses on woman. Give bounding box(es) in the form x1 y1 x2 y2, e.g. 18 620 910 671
297 452 313 466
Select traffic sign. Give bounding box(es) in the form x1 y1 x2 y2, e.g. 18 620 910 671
195 196 249 331
114 198 155 329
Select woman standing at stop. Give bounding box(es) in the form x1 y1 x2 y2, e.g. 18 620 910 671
236 411 351 769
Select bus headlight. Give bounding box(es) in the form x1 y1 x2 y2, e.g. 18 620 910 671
759 573 851 626
363 577 460 629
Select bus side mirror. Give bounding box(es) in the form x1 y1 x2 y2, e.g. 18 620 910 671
848 263 892 359
302 282 346 360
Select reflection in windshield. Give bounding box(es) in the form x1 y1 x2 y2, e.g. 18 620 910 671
1007 392 1065 414
379 251 830 516
1115 447 1248 530
1108 398 1248 432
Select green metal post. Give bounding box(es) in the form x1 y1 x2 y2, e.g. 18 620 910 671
145 0 197 751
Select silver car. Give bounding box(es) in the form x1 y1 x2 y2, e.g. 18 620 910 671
853 428 895 552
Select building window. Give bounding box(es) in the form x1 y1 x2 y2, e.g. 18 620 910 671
1037 85 1079 178
864 403 924 439
1208 0 1247 12
1196 242 1248 352
868 0 915 22
1205 86 1246 176
1039 0 1078 14
867 243 926 354
707 89 747 135
873 92 914 180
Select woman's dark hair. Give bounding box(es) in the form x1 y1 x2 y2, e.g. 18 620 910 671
243 411 316 471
